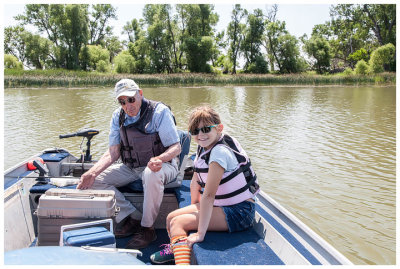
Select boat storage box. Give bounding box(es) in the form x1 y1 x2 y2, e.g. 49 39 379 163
62 226 116 248
36 189 117 246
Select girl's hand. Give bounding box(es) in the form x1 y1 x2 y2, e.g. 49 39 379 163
186 232 205 249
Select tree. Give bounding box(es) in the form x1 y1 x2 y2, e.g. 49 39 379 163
103 36 122 63
354 60 368 75
227 4 247 74
88 4 117 45
24 32 53 69
128 37 150 74
4 54 23 69
4 26 28 66
329 4 371 64
96 60 111 72
368 43 396 73
123 18 143 43
347 48 369 68
317 4 396 69
80 45 110 71
178 4 218 72
362 4 396 46
275 34 302 73
264 4 278 71
114 50 136 73
241 9 265 73
63 5 89 69
303 35 332 74
184 36 214 72
143 4 175 73
16 4 90 69
264 20 287 72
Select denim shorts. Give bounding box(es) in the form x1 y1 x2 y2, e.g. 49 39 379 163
221 200 255 233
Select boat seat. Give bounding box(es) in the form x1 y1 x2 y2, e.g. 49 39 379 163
174 180 284 265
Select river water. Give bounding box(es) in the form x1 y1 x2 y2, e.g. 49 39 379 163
3 85 395 264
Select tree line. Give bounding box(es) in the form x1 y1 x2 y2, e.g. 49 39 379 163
4 4 396 75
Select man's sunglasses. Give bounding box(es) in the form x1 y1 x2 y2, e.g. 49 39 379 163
118 97 136 106
191 125 218 135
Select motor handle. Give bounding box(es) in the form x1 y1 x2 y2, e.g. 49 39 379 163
59 129 99 139
59 133 77 139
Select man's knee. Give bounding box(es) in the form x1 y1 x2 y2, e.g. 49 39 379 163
142 167 164 185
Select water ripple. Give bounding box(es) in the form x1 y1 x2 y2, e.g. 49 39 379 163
4 86 396 265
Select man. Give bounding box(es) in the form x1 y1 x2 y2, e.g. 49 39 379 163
77 79 181 249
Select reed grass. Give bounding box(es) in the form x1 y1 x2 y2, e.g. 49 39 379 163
4 69 396 88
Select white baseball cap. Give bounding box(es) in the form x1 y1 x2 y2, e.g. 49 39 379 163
114 79 140 99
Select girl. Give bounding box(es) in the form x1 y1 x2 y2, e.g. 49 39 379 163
150 105 259 265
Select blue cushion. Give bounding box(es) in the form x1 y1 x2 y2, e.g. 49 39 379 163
174 179 191 208
175 181 284 265
40 152 70 162
192 229 284 265
30 182 77 193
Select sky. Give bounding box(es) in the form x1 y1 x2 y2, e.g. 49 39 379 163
3 1 333 40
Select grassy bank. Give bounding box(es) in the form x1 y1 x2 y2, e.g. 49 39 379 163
4 69 396 88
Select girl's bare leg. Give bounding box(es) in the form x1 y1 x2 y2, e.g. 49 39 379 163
169 204 228 238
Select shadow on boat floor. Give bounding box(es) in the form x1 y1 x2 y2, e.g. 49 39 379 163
116 229 174 265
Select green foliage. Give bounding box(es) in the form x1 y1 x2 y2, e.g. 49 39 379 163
275 34 302 73
4 54 23 69
361 4 396 46
16 4 90 69
179 4 218 73
241 9 264 72
96 60 110 72
88 4 117 45
215 55 233 74
7 3 396 77
227 4 247 74
23 32 53 69
184 36 214 73
368 43 396 73
128 39 150 74
303 35 332 74
354 60 368 75
342 67 354 75
81 45 110 71
347 48 369 68
143 4 176 73
4 26 27 63
113 50 135 74
245 55 268 74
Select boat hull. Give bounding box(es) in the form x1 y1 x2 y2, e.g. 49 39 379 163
4 149 352 265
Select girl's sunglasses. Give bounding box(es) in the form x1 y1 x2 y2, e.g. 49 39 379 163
191 125 218 135
118 97 136 106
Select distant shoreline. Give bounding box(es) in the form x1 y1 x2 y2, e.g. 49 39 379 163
4 70 396 88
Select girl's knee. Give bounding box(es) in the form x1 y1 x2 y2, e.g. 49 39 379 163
169 215 182 230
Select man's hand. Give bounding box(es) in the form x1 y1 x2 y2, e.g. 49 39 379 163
147 157 163 172
77 171 96 189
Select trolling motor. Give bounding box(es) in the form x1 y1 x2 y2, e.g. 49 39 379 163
59 129 99 162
